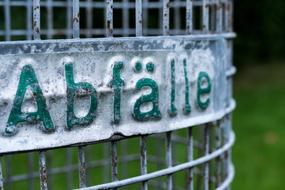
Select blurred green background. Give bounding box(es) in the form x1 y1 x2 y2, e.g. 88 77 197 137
233 0 285 189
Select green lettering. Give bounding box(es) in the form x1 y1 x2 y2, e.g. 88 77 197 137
197 72 212 110
133 78 161 121
183 59 191 114
134 61 142 73
109 61 124 124
169 59 177 116
4 65 54 136
65 64 97 129
146 62 155 73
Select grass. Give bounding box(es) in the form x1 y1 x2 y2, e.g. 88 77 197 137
232 63 285 190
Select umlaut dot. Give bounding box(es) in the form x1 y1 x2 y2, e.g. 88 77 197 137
146 62 155 73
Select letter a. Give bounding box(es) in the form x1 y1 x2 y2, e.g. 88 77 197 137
4 65 54 136
132 78 161 121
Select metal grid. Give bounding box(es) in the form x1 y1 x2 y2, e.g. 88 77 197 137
0 0 235 189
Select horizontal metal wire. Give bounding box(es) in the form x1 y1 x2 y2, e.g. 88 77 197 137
0 0 230 8
0 30 236 39
77 131 235 190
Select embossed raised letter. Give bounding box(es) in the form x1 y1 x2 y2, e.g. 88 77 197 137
132 78 161 121
4 65 54 136
197 72 212 110
65 63 97 129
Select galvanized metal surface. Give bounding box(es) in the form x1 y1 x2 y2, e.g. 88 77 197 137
0 36 234 154
0 0 235 189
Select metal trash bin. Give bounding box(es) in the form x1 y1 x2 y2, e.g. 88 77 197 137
0 0 235 189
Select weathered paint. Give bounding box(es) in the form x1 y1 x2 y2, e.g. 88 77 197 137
4 65 55 136
197 72 212 110
132 78 161 121
0 36 234 153
65 63 98 129
183 58 191 114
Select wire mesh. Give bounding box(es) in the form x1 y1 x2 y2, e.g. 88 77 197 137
0 0 235 189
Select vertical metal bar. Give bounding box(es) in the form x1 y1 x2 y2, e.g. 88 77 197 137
4 0 11 41
78 146 87 188
222 115 230 190
163 0 170 35
224 0 234 181
106 0 116 184
103 144 110 183
227 116 233 190
187 128 193 190
140 136 148 190
28 153 35 190
33 0 41 40
67 0 72 38
228 0 233 32
143 0 149 35
174 0 181 34
166 132 173 190
66 148 73 190
216 0 222 33
210 0 214 32
224 0 229 32
0 156 3 190
186 0 193 34
84 146 91 185
73 3 84 189
46 152 52 190
211 0 215 32
223 1 233 181
215 121 222 187
202 0 209 32
111 141 118 185
39 151 48 190
203 125 210 190
159 0 163 35
156 135 163 174
73 0 80 38
27 0 33 40
86 0 93 38
122 0 129 36
222 1 227 32
136 0 143 36
106 0 113 37
111 144 118 180
47 0 53 39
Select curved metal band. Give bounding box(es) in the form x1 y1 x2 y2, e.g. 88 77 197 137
216 163 235 190
78 131 235 190
226 66 236 77
0 32 236 47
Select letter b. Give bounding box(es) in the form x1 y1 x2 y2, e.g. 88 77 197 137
65 63 97 129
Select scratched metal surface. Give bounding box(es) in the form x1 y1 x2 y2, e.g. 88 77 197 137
0 36 234 154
